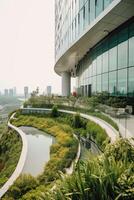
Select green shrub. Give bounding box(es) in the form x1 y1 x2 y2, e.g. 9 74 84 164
0 129 22 188
6 175 39 199
51 105 59 117
73 113 81 128
86 120 108 150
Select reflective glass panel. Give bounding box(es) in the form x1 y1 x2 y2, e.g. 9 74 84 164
95 0 103 17
97 75 102 92
129 22 134 66
109 71 117 95
118 69 127 96
128 67 134 97
102 73 108 92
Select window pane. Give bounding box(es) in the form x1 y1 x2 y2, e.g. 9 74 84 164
109 71 117 95
104 0 111 9
128 67 134 97
102 73 108 92
92 76 96 93
92 58 96 76
118 69 127 96
97 75 102 92
129 22 134 66
95 0 103 17
102 51 108 72
85 1 89 28
97 54 102 74
90 0 95 21
118 41 128 69
109 47 117 71
118 28 128 69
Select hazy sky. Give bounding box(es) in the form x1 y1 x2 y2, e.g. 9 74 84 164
0 0 62 94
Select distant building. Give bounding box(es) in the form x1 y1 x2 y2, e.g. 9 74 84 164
24 86 29 99
9 89 14 96
4 89 8 96
46 86 52 96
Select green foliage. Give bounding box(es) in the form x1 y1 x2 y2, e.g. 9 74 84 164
43 139 134 200
86 120 109 150
51 105 59 117
0 129 22 188
73 113 82 128
5 174 39 199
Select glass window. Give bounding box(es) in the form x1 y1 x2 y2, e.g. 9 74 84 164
80 9 84 34
90 0 95 22
118 41 128 69
102 73 108 92
129 22 134 66
84 1 90 28
97 75 101 92
128 67 134 97
109 47 117 71
92 76 96 93
95 0 103 17
104 0 111 9
109 33 117 71
92 58 96 76
102 40 108 72
118 28 128 69
109 71 117 95
96 54 102 74
118 69 127 96
102 51 108 72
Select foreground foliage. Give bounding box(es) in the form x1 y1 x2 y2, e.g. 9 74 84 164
3 139 134 200
42 139 134 200
0 129 22 187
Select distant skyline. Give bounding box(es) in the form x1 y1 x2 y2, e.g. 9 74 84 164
0 0 75 95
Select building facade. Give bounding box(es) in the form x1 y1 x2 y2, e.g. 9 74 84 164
24 86 29 99
46 86 52 96
55 0 134 97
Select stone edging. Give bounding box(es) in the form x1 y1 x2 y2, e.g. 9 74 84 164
0 113 28 198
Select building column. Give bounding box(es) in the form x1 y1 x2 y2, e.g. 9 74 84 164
62 72 71 96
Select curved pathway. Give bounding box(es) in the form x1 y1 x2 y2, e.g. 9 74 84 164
0 114 28 198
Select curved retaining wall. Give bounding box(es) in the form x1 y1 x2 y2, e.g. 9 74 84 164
0 114 28 198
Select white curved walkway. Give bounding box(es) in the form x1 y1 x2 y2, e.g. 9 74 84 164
0 114 28 198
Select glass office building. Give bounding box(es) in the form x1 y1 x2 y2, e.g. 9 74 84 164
55 0 134 97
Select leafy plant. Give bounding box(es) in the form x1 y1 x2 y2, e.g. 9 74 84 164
51 105 59 117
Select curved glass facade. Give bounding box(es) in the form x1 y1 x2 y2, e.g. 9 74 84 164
76 19 134 97
55 0 114 60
